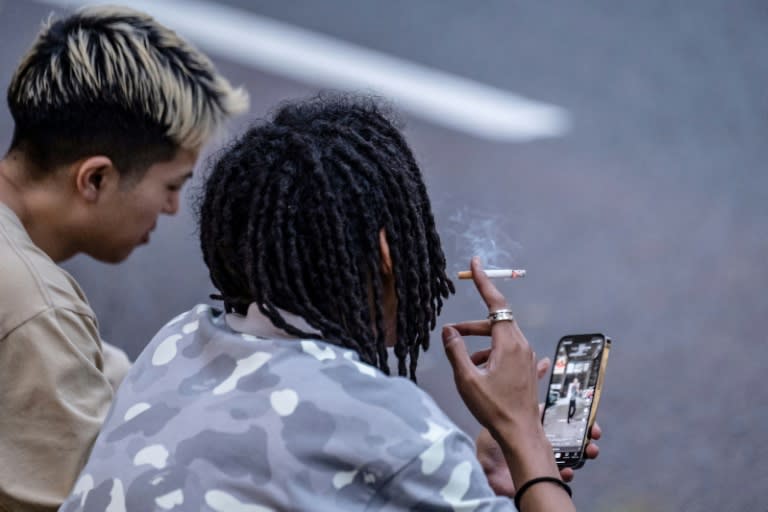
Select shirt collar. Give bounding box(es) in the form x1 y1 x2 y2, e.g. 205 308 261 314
225 302 322 339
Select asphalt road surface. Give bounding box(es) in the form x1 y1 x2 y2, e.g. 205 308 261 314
1 1 766 510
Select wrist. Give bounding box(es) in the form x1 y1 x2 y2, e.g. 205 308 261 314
492 420 560 484
514 477 572 511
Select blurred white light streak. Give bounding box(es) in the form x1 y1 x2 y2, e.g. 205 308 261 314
39 0 570 141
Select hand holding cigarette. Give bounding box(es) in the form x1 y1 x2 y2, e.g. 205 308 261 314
443 258 572 510
457 269 526 280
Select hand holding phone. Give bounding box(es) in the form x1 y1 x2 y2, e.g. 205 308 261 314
541 333 611 469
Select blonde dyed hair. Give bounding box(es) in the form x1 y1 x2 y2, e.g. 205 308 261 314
8 4 248 156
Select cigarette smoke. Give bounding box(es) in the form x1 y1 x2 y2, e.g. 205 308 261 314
443 206 522 270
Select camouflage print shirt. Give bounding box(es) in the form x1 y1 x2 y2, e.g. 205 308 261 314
60 304 513 511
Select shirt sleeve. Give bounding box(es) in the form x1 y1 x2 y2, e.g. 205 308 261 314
0 308 115 512
371 427 514 511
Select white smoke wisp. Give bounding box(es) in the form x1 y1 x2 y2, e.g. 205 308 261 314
444 206 523 271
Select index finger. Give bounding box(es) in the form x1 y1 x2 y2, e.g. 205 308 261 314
470 257 509 313
470 257 518 355
449 320 492 337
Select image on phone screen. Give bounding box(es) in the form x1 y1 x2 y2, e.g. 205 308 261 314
542 334 607 465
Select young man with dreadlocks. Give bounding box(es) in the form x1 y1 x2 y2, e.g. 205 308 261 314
61 96 597 511
0 5 247 511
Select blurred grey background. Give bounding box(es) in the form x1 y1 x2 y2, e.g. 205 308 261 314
2 1 767 510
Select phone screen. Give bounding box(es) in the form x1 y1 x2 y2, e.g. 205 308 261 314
541 333 609 468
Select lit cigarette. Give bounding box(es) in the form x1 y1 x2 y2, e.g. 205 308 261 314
457 269 527 279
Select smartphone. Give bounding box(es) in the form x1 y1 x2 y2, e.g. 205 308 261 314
541 333 611 469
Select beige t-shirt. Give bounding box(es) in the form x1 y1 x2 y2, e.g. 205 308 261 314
0 202 131 512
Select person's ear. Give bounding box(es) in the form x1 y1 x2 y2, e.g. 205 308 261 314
73 156 118 202
379 228 393 276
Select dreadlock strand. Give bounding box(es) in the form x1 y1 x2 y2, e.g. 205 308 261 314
324 138 398 369
339 126 428 376
276 141 357 347
359 110 455 323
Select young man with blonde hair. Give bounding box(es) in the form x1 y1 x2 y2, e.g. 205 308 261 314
0 5 248 510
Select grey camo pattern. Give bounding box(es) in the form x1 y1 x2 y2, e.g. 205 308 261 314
60 305 513 511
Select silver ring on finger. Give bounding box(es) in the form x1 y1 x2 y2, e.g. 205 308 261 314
487 308 514 325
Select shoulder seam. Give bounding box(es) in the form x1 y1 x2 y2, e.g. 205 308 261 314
0 306 97 344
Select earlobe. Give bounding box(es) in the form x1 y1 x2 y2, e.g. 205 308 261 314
74 156 116 202
379 228 393 275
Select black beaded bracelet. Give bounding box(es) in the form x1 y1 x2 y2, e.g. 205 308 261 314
513 476 573 510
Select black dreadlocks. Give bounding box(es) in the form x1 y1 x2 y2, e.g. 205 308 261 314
198 95 454 380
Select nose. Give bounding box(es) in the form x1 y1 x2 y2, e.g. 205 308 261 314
163 191 180 215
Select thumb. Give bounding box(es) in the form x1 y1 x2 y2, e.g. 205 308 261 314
442 325 475 379
536 357 551 380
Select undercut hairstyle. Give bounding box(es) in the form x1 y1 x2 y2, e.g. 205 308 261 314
7 5 249 179
199 95 454 380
